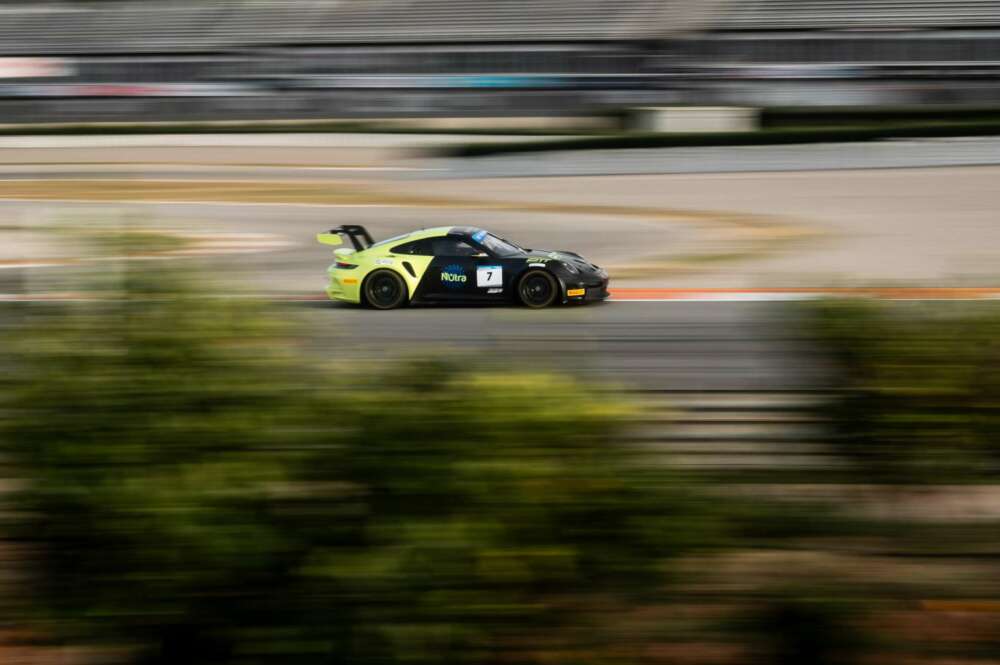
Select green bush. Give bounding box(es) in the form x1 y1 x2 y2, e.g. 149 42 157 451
745 593 873 665
0 262 721 664
805 300 1000 484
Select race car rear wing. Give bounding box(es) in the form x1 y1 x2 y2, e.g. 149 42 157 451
316 225 375 251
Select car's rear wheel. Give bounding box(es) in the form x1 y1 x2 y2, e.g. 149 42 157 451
363 269 408 309
518 270 558 309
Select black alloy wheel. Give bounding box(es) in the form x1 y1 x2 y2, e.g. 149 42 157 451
364 269 407 309
518 270 558 309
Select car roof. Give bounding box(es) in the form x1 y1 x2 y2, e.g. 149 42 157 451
374 226 486 248
414 226 483 240
448 226 483 238
399 226 453 242
367 226 449 249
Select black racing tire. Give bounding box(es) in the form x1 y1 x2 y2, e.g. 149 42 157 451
363 269 408 310
518 270 558 309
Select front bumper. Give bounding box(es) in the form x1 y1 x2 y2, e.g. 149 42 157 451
584 281 610 301
566 275 610 303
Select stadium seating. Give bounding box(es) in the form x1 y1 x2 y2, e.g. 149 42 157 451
717 0 1000 30
0 0 689 53
2 0 996 55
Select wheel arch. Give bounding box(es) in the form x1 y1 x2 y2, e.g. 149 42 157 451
515 266 563 307
361 267 411 308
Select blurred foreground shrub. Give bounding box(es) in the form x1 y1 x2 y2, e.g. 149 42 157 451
745 594 873 665
806 301 1000 483
0 263 720 664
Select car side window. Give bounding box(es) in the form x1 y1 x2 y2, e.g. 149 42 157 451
431 238 483 257
391 239 433 255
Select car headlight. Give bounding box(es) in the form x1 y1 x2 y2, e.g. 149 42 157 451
562 262 579 275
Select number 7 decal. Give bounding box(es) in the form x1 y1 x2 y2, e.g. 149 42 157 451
477 265 502 288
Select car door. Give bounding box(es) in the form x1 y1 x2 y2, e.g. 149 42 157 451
471 252 528 302
422 236 489 301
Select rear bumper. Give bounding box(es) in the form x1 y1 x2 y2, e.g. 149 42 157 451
325 268 363 304
326 286 360 304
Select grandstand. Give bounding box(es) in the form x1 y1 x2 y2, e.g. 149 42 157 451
673 1 1000 106
0 0 714 54
0 0 999 121
717 0 1000 31
0 0 996 54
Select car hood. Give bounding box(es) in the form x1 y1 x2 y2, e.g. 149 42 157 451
525 249 603 273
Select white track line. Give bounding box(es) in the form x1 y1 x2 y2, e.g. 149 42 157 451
609 296 819 302
608 297 1000 302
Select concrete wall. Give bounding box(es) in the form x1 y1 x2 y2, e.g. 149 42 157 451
633 106 759 133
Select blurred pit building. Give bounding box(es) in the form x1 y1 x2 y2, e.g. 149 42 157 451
0 0 999 123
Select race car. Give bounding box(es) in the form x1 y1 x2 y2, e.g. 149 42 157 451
317 225 609 309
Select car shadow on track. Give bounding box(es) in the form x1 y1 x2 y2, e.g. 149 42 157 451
287 300 609 311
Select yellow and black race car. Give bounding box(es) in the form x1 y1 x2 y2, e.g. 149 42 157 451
317 225 609 309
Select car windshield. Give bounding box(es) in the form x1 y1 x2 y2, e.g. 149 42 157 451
476 232 525 258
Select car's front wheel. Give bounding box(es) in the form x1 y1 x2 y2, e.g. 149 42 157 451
363 269 408 309
518 270 558 309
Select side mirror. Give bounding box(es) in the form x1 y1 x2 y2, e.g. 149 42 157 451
316 232 343 246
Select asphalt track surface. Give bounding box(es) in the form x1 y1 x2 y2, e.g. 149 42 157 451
274 300 831 392
7 164 1000 290
4 136 1000 392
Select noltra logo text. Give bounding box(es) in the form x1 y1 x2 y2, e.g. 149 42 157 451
441 264 466 287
